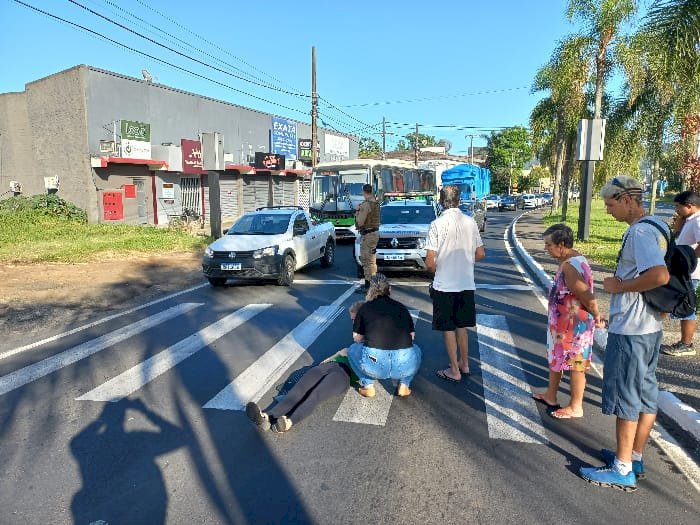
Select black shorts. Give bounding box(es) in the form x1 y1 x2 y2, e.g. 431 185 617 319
430 286 476 331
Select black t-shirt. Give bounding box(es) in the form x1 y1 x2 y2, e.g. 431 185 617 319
352 296 415 350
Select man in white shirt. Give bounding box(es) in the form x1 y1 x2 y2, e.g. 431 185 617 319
661 191 700 356
425 185 485 382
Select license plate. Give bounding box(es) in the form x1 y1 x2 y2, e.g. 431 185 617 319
384 254 404 261
220 262 242 270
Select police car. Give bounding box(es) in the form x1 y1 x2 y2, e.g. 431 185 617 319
353 193 439 276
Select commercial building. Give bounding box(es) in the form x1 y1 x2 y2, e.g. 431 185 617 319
0 65 357 226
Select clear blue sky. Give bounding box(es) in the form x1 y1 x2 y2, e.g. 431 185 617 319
0 1 645 154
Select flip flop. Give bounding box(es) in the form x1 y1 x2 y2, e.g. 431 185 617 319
436 369 461 383
531 393 561 410
446 365 471 376
550 408 583 419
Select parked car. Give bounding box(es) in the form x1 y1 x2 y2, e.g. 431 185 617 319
498 195 520 211
521 194 539 209
484 194 501 210
541 192 553 206
355 197 439 276
202 206 336 287
459 200 486 232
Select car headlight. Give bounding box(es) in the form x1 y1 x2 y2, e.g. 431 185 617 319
205 247 214 257
416 237 427 249
253 245 278 258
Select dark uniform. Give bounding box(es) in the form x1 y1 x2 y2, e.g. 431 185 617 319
355 195 380 290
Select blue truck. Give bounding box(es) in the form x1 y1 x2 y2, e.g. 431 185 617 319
440 164 491 201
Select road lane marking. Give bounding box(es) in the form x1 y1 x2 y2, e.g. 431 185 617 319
0 283 209 361
476 314 548 444
332 310 420 426
0 303 202 397
203 285 358 410
76 304 271 402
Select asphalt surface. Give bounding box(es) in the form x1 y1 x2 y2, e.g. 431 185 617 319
1 209 699 525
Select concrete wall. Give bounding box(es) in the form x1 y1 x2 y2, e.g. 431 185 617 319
0 92 34 196
93 164 154 223
83 67 357 164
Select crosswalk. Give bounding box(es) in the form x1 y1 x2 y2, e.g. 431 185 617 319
0 283 553 444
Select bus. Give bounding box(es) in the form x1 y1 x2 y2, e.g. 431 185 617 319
309 159 437 239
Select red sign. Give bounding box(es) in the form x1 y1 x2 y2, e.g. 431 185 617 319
181 139 205 174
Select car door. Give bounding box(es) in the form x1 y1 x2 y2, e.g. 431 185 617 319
291 214 312 267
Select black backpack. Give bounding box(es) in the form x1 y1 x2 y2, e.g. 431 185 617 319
618 218 698 317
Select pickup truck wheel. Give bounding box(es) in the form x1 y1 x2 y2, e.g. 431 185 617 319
320 241 335 267
277 255 295 286
208 277 226 287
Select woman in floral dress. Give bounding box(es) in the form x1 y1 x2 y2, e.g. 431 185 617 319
533 224 604 419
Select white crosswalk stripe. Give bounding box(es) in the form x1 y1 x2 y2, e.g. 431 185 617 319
76 304 271 402
476 313 548 444
0 303 202 397
203 285 359 410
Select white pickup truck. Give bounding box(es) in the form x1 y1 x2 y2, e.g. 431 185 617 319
202 206 336 287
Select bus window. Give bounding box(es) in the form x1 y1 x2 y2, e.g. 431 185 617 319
380 167 394 192
393 169 404 192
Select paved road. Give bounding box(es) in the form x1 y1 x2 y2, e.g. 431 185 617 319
1 211 698 525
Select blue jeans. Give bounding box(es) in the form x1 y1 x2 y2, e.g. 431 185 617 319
347 342 422 387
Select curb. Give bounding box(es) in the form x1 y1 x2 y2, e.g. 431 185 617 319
508 212 700 444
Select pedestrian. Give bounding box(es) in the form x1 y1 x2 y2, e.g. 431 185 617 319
426 185 485 383
660 191 700 357
532 224 604 419
579 175 670 492
347 273 422 398
355 183 380 293
245 301 363 433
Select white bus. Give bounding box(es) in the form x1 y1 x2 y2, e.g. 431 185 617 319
309 159 437 239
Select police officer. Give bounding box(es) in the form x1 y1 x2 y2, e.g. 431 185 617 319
355 183 380 293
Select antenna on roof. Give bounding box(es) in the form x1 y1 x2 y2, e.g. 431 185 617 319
141 69 153 83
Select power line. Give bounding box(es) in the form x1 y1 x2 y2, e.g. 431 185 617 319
96 0 305 96
12 0 310 117
344 85 531 107
66 0 309 98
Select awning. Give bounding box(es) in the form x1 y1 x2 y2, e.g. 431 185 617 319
224 164 310 177
91 156 169 171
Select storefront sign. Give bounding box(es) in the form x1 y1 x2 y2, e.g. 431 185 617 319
324 134 350 160
272 117 297 160
298 138 313 162
162 183 175 199
255 152 285 170
120 120 151 159
181 139 205 174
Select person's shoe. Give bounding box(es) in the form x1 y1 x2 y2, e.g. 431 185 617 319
273 415 293 433
579 465 637 492
396 384 411 397
600 449 646 479
358 384 376 398
660 341 696 356
245 402 270 430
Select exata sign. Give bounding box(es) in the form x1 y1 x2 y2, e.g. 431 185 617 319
181 139 205 174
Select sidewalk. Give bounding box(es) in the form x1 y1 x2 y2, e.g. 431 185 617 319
512 209 700 447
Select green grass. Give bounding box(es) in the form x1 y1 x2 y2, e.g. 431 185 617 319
543 200 627 269
0 214 212 263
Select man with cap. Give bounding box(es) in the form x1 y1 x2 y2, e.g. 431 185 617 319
579 175 670 492
355 183 380 293
660 190 700 356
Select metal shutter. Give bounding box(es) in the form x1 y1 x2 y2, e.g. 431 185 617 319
242 174 270 212
219 174 240 220
272 175 297 207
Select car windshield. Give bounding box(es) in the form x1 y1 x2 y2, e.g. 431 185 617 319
380 205 436 224
459 203 475 215
228 213 291 235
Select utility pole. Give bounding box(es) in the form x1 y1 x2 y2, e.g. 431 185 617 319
414 122 419 166
381 116 386 160
311 46 318 167
466 134 475 164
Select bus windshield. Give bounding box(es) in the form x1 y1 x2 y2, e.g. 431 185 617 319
311 172 338 204
338 169 369 197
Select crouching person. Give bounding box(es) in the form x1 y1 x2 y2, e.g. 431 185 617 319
348 273 422 398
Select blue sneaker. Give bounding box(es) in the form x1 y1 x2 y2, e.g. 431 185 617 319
579 465 637 492
600 449 646 479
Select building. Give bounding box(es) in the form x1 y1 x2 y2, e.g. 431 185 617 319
0 65 357 226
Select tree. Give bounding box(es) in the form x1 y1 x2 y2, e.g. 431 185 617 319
485 127 532 194
403 133 438 151
358 137 381 158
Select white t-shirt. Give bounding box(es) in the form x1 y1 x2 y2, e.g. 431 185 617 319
425 207 483 292
676 210 700 280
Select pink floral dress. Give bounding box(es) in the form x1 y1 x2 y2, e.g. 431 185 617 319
547 255 595 372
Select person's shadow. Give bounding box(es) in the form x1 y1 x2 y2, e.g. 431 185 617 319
70 398 184 525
